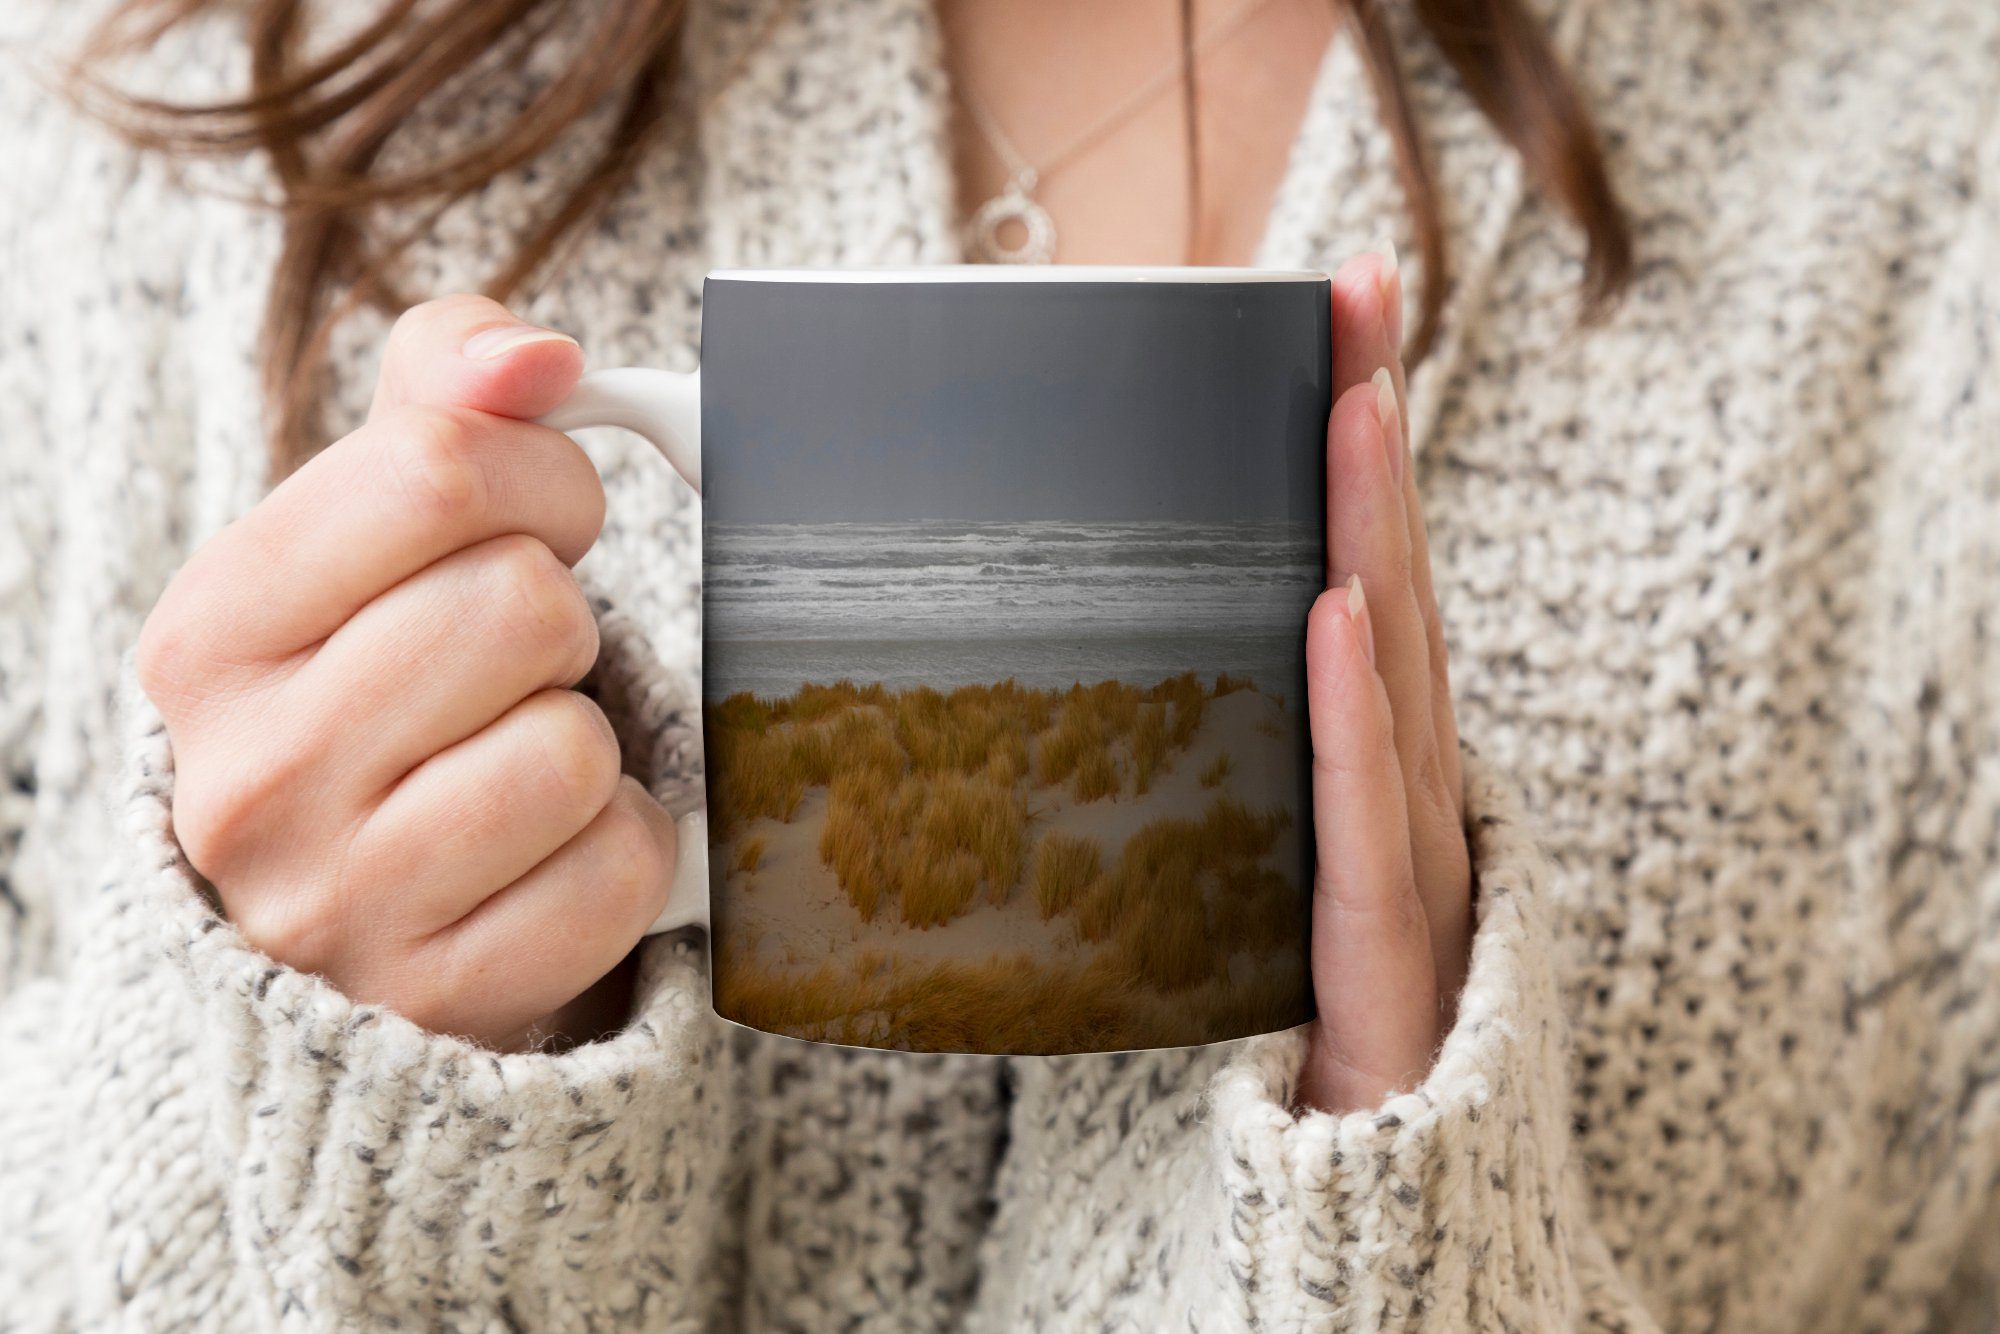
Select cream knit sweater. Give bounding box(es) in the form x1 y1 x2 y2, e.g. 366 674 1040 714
3 0 1997 1329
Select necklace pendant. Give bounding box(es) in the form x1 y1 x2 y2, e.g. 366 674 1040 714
965 181 1056 265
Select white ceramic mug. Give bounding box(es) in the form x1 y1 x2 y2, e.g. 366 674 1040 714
540 266 1331 1055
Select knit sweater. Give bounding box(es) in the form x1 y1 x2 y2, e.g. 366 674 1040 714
3 0 1997 1329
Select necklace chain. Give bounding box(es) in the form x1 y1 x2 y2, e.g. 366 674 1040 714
955 0 1280 263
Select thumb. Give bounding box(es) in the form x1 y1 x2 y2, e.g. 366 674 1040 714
368 293 585 422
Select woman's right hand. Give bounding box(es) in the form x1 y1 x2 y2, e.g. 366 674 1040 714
137 296 679 1052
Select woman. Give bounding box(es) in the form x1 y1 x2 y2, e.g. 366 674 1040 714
1 0 1994 1328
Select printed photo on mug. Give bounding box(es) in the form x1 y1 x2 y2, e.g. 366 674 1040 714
696 270 1332 1054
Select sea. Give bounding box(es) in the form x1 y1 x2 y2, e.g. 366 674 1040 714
702 519 1322 700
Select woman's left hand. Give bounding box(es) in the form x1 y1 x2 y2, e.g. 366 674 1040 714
1297 250 1473 1114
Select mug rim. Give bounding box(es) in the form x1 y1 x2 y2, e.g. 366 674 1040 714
707 265 1327 285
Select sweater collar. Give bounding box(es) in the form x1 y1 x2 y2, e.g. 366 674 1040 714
688 0 962 268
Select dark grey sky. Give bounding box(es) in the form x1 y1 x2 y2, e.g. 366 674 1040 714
700 277 1331 524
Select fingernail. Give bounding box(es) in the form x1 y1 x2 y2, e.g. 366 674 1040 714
1346 574 1376 668
1373 239 1403 347
463 324 579 360
1373 239 1400 301
1372 367 1405 486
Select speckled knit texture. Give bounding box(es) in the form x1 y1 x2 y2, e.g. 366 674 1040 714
2 0 1997 1329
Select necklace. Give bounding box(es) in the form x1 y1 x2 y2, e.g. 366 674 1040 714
955 0 1279 264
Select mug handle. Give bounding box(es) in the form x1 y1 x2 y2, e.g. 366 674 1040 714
537 368 709 936
540 367 703 494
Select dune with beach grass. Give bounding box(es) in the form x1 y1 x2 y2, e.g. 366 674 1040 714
706 672 1312 1053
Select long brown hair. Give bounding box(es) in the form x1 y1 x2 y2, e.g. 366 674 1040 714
70 0 1630 474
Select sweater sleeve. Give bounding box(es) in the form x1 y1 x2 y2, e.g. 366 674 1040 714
968 752 1659 1333
0 606 742 1331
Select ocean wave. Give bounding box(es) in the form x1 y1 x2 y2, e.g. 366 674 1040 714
703 519 1321 645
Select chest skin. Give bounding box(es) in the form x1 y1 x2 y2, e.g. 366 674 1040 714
937 0 1336 268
